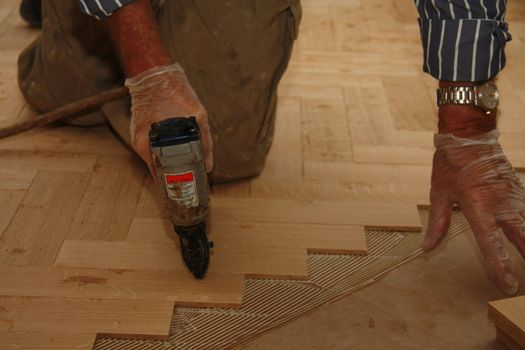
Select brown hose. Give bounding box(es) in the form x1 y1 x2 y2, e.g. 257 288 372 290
0 86 129 139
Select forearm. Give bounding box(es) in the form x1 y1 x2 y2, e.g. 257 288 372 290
106 0 171 77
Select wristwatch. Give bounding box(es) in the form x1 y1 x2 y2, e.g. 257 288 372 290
436 81 499 115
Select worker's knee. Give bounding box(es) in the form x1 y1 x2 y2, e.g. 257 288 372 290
210 126 274 184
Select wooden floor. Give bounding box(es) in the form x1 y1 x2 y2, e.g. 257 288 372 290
0 0 524 347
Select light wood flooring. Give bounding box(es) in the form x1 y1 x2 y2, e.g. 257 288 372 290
0 0 525 347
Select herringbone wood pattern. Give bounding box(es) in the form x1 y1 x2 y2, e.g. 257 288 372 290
0 0 524 346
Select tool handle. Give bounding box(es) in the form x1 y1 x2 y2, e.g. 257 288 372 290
0 86 129 139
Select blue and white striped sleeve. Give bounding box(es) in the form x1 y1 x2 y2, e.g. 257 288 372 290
414 0 511 82
76 0 137 19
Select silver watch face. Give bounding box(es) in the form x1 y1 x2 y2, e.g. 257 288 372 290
477 81 499 110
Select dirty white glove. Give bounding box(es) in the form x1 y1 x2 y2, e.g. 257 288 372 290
125 63 213 174
425 129 525 295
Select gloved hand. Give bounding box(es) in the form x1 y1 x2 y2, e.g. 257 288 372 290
425 129 525 294
125 63 213 174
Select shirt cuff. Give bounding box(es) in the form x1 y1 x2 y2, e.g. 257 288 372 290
76 0 137 19
417 18 511 82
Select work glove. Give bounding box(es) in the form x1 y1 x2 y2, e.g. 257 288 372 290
125 63 213 175
425 129 525 295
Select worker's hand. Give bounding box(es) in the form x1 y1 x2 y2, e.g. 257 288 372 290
425 129 525 295
125 63 213 174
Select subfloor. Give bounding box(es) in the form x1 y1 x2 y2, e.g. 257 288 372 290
0 0 525 349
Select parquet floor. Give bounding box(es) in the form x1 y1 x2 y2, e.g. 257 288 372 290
0 0 524 347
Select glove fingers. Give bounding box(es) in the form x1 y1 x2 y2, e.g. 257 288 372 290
498 212 525 261
424 194 454 251
459 193 520 295
474 227 518 295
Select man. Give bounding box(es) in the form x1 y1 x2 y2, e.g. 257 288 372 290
17 0 525 294
18 0 301 183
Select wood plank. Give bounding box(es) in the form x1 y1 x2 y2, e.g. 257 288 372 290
0 49 26 124
301 97 353 163
352 144 432 165
0 168 36 190
210 197 422 231
0 88 29 127
0 296 173 339
68 155 145 241
290 51 420 78
489 296 525 349
209 244 308 280
249 178 429 205
0 171 90 266
295 1 335 52
128 218 367 255
0 1 17 26
211 179 252 198
0 332 96 350
258 97 303 180
0 190 24 235
364 0 409 40
345 85 398 146
55 240 308 280
329 1 368 52
0 126 131 156
0 0 38 51
0 149 97 172
134 176 167 219
138 169 428 223
396 129 434 148
212 222 367 255
127 217 177 244
394 0 419 24
383 75 436 132
303 161 432 184
0 266 244 308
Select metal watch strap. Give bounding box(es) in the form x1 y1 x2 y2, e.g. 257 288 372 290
436 86 477 107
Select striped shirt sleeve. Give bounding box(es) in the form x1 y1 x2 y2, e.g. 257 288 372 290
76 0 136 19
414 0 511 82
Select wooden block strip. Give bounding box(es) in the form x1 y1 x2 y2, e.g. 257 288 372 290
128 218 367 255
0 171 90 267
0 190 24 235
68 155 145 241
211 197 422 231
0 332 96 350
210 244 308 280
352 145 432 166
0 149 96 172
0 168 35 190
488 296 525 349
303 161 431 184
0 266 244 308
257 97 303 180
0 296 173 339
248 178 429 205
55 240 308 280
0 126 130 156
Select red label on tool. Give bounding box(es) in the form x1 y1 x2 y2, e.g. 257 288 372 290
166 172 194 184
164 171 199 207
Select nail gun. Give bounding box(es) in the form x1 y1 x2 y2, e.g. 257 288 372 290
149 117 212 279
